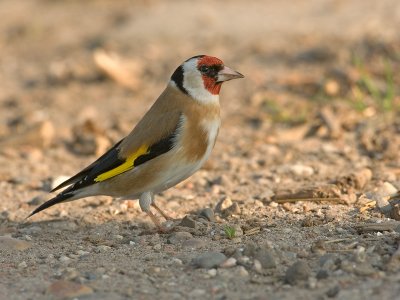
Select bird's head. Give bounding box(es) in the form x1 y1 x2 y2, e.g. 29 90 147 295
170 55 244 103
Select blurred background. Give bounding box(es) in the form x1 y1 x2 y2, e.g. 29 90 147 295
1 0 400 134
1 1 400 298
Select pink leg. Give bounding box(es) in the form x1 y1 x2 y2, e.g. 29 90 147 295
151 202 174 221
145 210 170 233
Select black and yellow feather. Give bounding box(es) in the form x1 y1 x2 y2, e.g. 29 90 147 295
28 129 178 218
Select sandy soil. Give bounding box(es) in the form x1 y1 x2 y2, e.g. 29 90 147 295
1 0 400 299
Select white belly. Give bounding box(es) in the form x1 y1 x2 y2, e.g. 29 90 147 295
154 118 220 192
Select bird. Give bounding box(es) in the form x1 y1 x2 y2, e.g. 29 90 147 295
28 55 244 231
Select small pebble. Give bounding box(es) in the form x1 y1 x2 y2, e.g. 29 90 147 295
219 257 237 268
316 269 329 280
237 256 250 265
222 202 241 217
199 208 215 222
46 254 56 264
237 266 249 277
207 268 217 277
171 258 183 265
149 267 161 273
77 250 90 256
231 237 242 243
63 268 80 280
353 262 376 276
269 202 279 208
312 240 326 255
192 252 227 269
336 227 346 234
179 216 198 229
255 249 276 269
370 182 398 215
18 261 28 268
167 231 193 245
215 196 233 213
354 246 366 263
308 277 317 289
153 244 162 251
285 261 311 284
289 164 314 176
182 239 206 249
96 245 112 252
119 203 128 212
59 256 71 263
326 285 340 298
253 200 264 207
243 242 257 257
319 254 338 271
253 259 263 273
59 210 68 217
223 246 238 257
339 260 355 273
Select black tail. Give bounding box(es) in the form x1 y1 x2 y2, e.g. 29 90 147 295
27 189 75 219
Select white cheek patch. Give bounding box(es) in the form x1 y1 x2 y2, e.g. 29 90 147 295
182 59 219 104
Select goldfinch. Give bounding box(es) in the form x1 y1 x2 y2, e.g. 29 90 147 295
29 55 244 230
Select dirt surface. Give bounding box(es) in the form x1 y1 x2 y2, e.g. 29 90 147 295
1 0 400 299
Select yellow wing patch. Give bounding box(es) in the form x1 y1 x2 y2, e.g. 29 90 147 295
94 144 148 182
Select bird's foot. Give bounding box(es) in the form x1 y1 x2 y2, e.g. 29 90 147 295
146 210 174 234
151 202 176 221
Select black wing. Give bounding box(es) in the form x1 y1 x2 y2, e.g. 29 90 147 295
51 127 178 193
51 139 124 192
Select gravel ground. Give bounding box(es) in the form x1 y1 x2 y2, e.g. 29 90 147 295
1 1 400 299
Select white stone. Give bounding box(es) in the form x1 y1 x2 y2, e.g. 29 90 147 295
207 269 217 277
220 257 237 268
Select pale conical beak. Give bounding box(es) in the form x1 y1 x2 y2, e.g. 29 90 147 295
217 66 244 83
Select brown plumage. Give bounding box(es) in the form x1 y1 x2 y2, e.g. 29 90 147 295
28 55 243 231
99 86 220 197
119 85 219 161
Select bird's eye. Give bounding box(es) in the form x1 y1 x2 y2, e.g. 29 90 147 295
199 66 209 73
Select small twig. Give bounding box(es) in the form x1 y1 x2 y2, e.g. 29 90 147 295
244 227 261 236
355 222 400 233
326 249 354 253
274 197 343 204
324 238 352 244
343 241 359 250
